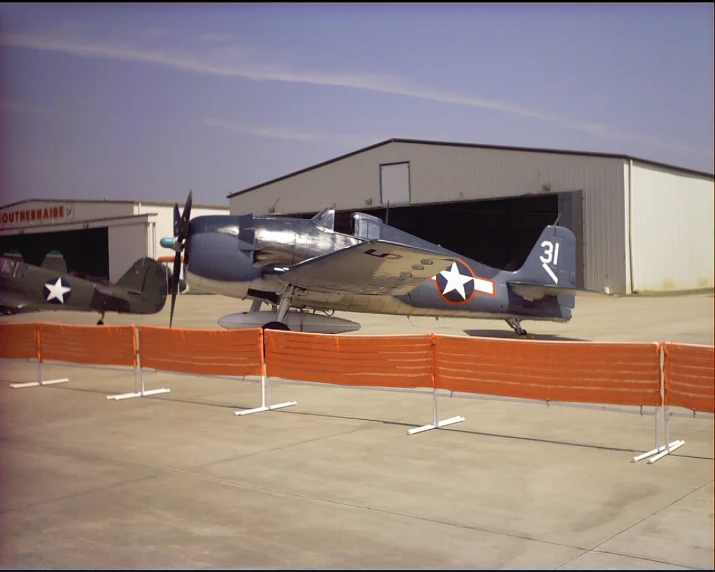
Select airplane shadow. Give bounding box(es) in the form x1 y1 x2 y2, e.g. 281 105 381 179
463 329 586 342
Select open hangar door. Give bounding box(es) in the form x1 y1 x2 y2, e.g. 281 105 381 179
0 227 110 279
285 191 583 287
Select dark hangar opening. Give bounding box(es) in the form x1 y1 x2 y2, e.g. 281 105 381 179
359 195 560 270
0 227 110 279
291 194 559 270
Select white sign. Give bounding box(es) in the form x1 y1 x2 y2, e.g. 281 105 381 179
0 203 75 229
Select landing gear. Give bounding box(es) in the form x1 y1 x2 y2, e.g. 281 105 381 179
263 285 295 331
97 312 105 326
275 285 294 324
505 318 528 337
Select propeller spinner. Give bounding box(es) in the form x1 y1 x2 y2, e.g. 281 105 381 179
168 190 193 327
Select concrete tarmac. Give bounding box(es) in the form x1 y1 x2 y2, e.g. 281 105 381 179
0 293 713 569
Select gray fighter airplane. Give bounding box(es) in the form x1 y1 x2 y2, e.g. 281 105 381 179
162 192 591 336
0 252 170 324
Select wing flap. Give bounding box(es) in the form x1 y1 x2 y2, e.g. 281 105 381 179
278 240 457 295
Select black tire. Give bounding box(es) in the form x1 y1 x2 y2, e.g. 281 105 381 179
262 321 290 332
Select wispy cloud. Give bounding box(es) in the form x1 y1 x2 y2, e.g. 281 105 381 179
202 118 382 147
1 30 710 157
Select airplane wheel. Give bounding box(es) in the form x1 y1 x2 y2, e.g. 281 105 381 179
262 321 290 332
97 320 104 326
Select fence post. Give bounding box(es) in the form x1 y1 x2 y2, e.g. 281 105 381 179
107 325 170 400
408 334 465 435
11 322 69 389
236 329 296 416
633 343 685 463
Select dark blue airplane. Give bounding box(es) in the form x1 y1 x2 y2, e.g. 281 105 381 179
162 192 591 335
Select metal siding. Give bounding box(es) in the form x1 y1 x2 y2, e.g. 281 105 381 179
108 222 148 283
230 141 627 294
630 162 714 292
73 201 135 220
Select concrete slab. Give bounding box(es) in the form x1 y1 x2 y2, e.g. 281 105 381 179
595 481 715 570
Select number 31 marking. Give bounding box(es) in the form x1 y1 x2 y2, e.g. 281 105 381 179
540 240 560 266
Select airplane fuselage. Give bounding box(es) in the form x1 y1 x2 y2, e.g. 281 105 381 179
183 213 573 323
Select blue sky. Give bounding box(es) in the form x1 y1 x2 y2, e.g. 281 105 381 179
1 3 713 207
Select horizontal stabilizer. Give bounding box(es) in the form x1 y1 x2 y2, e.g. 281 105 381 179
507 281 609 302
279 239 457 295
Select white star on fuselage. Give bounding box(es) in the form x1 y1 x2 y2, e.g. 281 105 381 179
45 278 71 304
439 263 474 300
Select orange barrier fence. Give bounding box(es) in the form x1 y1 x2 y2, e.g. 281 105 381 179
265 331 434 389
663 343 715 414
138 326 264 377
433 336 663 407
3 323 713 415
0 323 38 360
38 323 137 367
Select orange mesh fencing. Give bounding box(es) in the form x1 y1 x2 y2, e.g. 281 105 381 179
38 323 137 367
265 330 434 389
434 335 662 407
663 343 714 414
0 323 39 360
138 327 264 377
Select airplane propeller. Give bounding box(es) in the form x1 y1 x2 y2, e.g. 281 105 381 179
169 190 193 327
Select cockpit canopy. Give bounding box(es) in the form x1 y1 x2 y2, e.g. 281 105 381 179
352 212 383 240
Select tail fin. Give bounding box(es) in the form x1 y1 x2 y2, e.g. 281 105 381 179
41 251 67 274
513 225 576 288
505 226 578 305
115 258 170 314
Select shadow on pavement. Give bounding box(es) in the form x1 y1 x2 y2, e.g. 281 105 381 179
463 328 586 342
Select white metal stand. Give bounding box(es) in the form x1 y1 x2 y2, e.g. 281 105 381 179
11 362 69 389
408 389 465 435
632 347 685 464
106 330 170 401
632 406 685 464
235 369 297 416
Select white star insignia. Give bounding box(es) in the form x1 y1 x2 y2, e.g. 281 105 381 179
45 278 71 304
438 263 474 300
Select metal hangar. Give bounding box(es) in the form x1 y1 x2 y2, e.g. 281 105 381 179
0 199 229 283
228 139 714 295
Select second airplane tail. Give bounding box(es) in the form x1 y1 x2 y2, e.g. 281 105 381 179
114 257 170 314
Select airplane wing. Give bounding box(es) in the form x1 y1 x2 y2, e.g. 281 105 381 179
507 281 610 301
277 240 458 295
0 290 37 313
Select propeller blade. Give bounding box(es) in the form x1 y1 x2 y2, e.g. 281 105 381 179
169 251 182 328
177 190 193 243
169 190 193 327
173 203 181 239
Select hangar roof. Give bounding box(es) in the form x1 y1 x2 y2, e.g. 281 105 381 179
228 138 715 198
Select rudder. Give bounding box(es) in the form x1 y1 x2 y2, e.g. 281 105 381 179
115 258 169 314
514 225 576 289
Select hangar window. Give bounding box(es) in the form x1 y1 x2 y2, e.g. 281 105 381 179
380 162 410 205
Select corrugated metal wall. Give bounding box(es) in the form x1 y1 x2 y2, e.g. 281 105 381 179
629 162 714 292
230 141 628 294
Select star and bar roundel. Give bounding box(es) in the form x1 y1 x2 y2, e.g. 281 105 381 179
43 277 72 305
432 259 495 304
